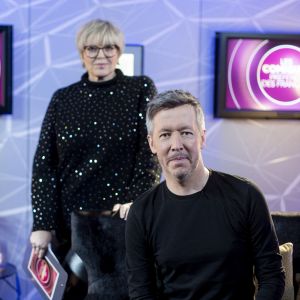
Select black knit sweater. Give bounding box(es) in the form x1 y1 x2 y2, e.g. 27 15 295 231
126 170 285 300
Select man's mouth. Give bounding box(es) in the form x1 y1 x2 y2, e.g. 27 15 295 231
167 154 189 163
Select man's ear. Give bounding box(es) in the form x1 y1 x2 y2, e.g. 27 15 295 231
147 134 156 154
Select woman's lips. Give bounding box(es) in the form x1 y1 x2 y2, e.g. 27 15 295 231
95 64 107 68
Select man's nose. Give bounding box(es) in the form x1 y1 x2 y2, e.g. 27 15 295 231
171 133 183 151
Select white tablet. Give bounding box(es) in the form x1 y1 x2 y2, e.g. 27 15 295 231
25 244 68 300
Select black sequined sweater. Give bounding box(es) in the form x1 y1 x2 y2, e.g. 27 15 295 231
31 69 160 232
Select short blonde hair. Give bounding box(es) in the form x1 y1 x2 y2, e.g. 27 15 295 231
76 19 125 55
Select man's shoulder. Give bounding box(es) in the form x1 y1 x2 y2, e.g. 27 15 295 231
212 169 256 190
131 182 164 211
211 169 264 207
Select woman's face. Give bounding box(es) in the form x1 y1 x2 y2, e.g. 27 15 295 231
81 39 120 82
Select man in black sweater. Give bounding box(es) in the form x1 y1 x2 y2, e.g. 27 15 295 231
125 89 285 300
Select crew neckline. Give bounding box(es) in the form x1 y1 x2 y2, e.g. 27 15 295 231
81 68 124 88
163 169 213 201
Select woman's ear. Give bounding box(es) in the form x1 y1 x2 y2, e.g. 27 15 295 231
200 129 206 149
80 52 85 68
117 52 122 65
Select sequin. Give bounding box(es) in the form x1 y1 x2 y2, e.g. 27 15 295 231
31 69 161 231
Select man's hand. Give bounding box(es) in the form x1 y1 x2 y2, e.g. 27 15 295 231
30 230 52 258
112 202 133 220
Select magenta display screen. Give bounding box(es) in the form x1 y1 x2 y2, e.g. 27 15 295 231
214 32 300 119
0 25 12 114
0 31 4 106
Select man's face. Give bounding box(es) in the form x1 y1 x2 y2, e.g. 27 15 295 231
148 104 205 183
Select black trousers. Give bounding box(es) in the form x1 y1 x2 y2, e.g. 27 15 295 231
70 210 129 300
52 230 88 300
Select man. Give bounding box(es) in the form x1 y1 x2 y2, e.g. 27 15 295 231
125 90 285 299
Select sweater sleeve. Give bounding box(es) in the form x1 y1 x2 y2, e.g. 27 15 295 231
31 91 61 231
125 205 158 299
125 76 160 202
247 183 285 299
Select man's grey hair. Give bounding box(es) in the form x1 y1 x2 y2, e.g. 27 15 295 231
146 89 205 134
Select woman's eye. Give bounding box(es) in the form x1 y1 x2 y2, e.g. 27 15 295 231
87 46 98 51
104 45 114 51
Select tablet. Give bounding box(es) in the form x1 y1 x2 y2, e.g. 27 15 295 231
25 244 68 300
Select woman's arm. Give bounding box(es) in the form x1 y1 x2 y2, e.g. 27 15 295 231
31 91 61 232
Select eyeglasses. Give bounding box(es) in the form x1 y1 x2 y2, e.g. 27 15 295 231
83 45 118 58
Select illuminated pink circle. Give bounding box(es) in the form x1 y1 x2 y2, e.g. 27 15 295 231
257 45 300 106
36 258 51 285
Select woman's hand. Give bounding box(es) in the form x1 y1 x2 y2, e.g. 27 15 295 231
30 230 52 258
112 202 133 220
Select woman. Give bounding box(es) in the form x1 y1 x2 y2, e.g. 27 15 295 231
30 19 160 262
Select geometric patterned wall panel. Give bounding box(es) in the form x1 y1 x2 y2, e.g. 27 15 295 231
0 0 299 298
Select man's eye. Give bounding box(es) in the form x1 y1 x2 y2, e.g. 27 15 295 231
182 131 192 136
159 133 170 139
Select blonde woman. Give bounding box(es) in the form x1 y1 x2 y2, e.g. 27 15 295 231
30 19 160 298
